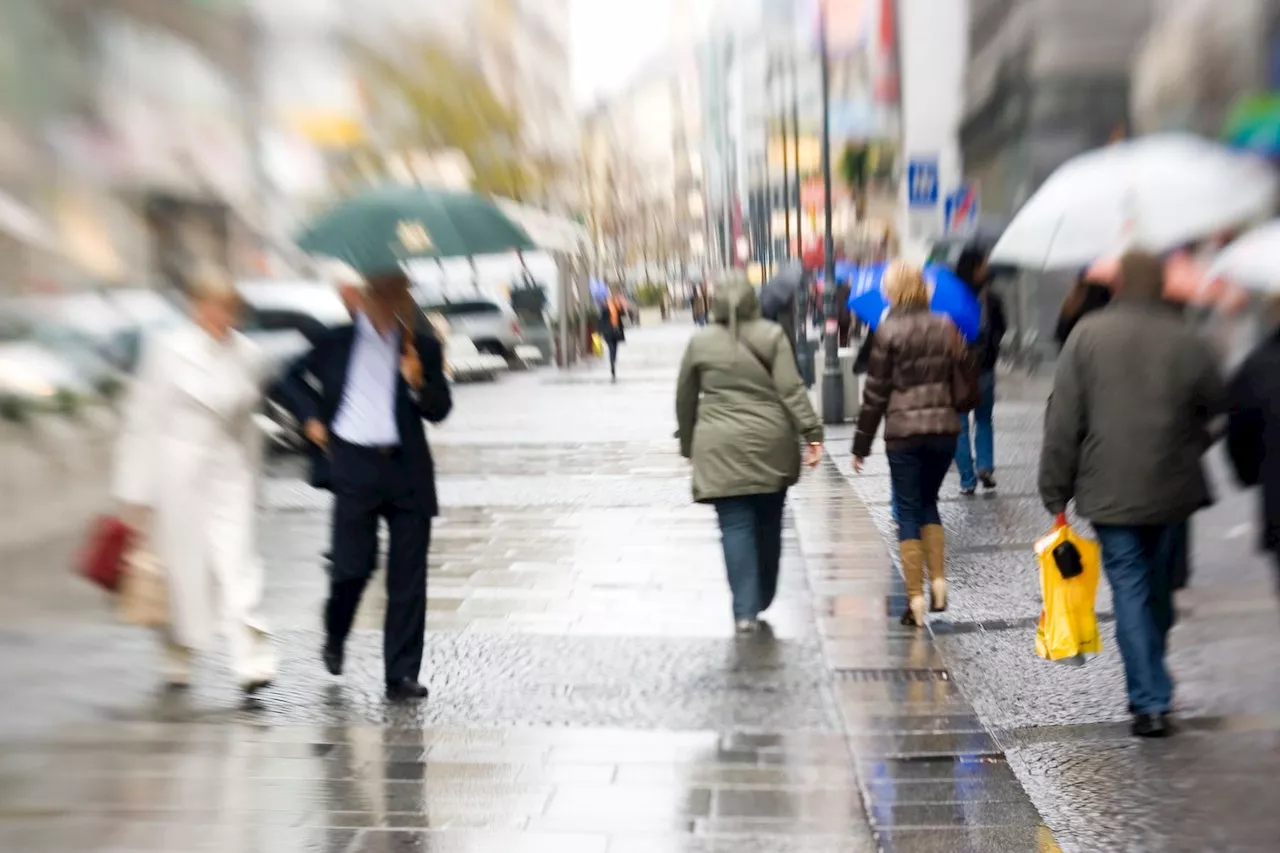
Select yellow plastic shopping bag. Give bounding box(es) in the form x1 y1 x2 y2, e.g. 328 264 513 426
1034 514 1102 661
591 332 604 357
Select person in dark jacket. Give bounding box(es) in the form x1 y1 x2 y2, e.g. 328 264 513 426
760 262 801 360
1226 297 1280 603
277 271 452 701
835 279 853 347
599 292 626 381
853 261 974 628
951 247 1006 495
1040 251 1225 738
1055 273 1113 348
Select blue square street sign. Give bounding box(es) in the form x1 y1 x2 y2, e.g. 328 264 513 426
907 159 939 208
944 183 980 233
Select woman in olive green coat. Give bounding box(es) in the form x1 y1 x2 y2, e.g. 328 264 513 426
676 275 824 633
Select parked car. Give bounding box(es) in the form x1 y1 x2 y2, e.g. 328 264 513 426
0 316 95 418
421 297 524 362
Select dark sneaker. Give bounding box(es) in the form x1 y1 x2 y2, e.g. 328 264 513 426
979 471 997 490
1132 713 1170 738
960 486 977 497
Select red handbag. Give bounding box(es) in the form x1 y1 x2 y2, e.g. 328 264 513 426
79 516 134 593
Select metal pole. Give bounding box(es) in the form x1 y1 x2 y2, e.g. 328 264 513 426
762 62 772 279
791 50 813 386
780 56 791 260
819 7 844 424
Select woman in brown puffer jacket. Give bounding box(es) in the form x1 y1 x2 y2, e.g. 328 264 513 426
852 261 974 628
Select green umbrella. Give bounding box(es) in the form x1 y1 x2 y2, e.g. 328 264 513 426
295 185 536 276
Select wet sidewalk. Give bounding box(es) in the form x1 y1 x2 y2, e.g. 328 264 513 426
829 374 1280 852
0 323 1060 852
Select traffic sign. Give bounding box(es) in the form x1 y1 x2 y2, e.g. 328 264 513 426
944 183 980 233
907 159 939 208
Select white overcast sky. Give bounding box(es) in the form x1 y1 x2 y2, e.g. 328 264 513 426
570 0 672 107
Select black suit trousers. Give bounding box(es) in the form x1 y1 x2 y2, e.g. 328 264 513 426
325 439 431 684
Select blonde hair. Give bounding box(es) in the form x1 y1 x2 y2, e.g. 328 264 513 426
187 266 238 304
884 260 929 309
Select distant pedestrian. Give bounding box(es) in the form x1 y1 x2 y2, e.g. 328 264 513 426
277 270 452 702
1040 251 1225 738
835 279 853 347
1055 272 1113 349
853 261 976 628
600 291 627 381
1226 295 1280 607
112 268 276 694
952 247 1007 496
692 289 707 326
676 273 823 634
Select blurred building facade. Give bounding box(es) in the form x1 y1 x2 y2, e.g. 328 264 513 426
1132 0 1280 136
961 0 1158 352
581 58 705 285
0 0 262 293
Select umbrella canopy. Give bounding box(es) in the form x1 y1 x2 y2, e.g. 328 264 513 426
989 134 1276 270
1207 220 1280 292
847 264 982 342
759 262 803 320
1223 93 1280 158
296 185 536 276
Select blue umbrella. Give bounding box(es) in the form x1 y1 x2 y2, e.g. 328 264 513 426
589 278 609 305
847 264 982 342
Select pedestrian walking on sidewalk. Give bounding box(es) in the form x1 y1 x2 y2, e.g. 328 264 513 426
852 261 975 628
676 273 824 634
1226 296 1280 607
112 268 276 694
1040 251 1225 738
952 248 1006 496
277 270 452 701
600 291 626 381
1055 271 1112 349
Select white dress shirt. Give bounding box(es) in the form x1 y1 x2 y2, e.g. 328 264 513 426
332 312 401 446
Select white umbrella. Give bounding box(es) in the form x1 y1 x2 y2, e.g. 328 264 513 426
989 134 1277 270
1206 220 1280 291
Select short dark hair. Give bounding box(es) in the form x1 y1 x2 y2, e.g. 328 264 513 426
954 247 988 287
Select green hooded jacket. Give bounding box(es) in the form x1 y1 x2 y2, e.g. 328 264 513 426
676 277 823 502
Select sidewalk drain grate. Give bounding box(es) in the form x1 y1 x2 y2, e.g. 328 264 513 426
833 668 950 683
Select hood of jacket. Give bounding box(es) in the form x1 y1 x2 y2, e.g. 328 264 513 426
712 277 762 338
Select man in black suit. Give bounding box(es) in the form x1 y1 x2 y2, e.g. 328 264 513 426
278 270 451 701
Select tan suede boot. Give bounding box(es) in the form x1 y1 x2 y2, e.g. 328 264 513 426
898 540 926 627
922 524 947 612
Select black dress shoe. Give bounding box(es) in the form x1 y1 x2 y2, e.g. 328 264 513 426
1132 713 1169 738
323 644 344 676
386 678 429 701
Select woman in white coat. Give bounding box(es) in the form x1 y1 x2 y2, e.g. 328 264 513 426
112 269 275 693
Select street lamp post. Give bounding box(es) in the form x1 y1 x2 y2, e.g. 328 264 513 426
819 6 844 423
791 53 813 387
780 56 792 260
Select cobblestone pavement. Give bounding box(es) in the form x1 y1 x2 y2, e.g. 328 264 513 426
0 323 1067 852
830 373 1280 853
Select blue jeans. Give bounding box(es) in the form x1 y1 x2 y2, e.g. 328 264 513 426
1094 523 1182 716
713 492 787 620
955 371 996 490
888 437 956 541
